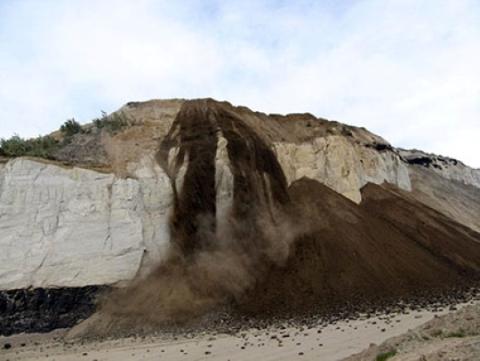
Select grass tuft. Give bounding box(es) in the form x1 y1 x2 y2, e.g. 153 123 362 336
376 350 397 361
446 330 466 338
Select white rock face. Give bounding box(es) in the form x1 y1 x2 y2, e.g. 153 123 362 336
215 134 234 221
0 159 148 289
275 136 411 203
0 163 5 193
126 153 173 276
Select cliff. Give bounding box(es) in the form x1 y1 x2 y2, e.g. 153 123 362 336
0 98 478 291
1 99 480 336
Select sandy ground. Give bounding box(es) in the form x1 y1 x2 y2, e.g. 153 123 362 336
1 300 478 361
344 302 480 361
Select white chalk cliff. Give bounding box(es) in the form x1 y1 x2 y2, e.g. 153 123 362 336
0 99 478 290
0 159 145 289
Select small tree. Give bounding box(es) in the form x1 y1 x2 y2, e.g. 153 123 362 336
93 111 130 133
60 119 83 137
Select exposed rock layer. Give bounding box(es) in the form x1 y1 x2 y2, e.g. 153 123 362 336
0 286 104 336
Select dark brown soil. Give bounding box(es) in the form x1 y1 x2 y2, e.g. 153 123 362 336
238 178 480 315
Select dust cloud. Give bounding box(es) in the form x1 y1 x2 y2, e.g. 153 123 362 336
68 100 302 337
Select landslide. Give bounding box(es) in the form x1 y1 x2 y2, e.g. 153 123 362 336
70 100 480 337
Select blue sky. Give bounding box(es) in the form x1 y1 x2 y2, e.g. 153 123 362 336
1 0 479 167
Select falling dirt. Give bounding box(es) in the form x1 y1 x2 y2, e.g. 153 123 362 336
69 100 480 339
157 99 289 256
68 100 300 338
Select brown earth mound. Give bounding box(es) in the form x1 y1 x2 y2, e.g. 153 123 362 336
238 179 480 315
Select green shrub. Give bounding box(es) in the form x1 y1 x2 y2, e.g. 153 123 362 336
446 330 466 338
60 119 83 137
93 111 130 133
0 135 27 156
376 350 397 361
0 135 59 158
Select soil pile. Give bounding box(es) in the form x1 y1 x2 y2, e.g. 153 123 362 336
238 179 480 315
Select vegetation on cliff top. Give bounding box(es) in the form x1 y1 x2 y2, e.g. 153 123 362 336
0 134 59 159
0 111 131 159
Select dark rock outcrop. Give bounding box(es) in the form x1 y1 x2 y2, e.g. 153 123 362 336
0 286 105 336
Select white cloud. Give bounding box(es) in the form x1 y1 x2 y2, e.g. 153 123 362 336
0 0 479 167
